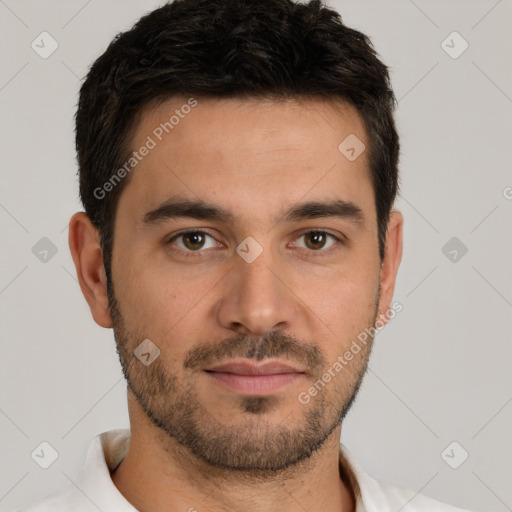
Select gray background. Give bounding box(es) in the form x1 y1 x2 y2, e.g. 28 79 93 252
0 0 510 511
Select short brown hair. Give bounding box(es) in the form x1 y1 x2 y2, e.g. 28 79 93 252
75 0 400 281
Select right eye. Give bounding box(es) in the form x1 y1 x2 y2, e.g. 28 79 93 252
166 229 221 254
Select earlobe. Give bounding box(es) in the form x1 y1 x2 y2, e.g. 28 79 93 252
377 209 403 322
68 212 112 328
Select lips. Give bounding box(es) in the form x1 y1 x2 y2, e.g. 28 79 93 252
204 360 305 395
204 360 304 375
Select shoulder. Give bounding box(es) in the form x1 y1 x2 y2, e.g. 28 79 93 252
340 445 472 512
16 429 133 512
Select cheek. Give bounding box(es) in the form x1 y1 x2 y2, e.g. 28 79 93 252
309 267 379 352
114 257 215 350
317 248 379 302
111 253 172 330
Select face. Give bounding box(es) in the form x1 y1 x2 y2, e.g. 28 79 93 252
108 97 386 474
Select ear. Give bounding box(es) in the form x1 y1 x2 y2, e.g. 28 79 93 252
68 212 112 328
376 209 403 322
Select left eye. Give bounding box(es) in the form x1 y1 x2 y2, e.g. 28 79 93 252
293 231 340 251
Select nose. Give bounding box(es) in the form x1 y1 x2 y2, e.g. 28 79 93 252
216 244 298 336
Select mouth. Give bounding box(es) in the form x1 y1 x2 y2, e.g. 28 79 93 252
204 360 306 395
205 360 305 375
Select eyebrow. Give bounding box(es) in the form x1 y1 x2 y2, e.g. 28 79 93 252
141 197 365 227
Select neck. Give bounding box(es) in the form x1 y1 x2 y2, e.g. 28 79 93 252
112 397 357 512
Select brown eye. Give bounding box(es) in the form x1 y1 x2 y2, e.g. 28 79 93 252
304 231 328 250
182 232 206 250
167 230 218 252
294 230 341 253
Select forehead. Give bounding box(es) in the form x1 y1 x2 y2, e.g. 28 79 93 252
118 96 375 224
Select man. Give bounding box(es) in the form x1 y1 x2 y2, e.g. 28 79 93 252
20 0 471 510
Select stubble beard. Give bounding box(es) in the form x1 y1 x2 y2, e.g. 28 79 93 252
108 280 378 476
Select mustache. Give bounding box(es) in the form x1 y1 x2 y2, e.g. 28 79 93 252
183 331 326 374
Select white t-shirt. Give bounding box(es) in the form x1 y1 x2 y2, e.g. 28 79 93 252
17 429 471 512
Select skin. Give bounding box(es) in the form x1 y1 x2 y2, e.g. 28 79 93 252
69 96 403 512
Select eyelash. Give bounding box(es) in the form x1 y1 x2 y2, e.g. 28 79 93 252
165 229 344 258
